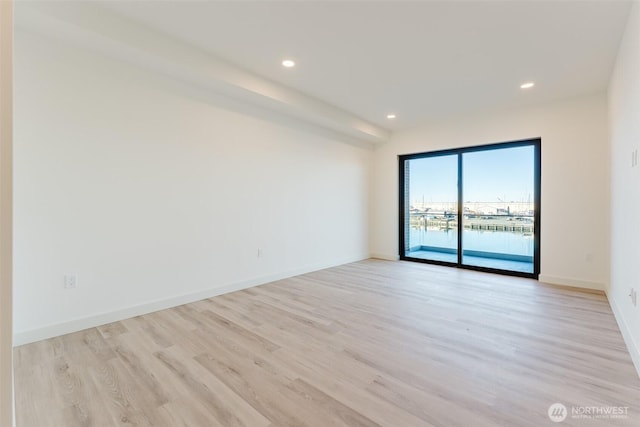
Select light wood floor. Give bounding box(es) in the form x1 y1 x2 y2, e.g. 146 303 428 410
14 259 640 426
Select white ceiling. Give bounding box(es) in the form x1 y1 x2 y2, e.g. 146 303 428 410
99 0 632 131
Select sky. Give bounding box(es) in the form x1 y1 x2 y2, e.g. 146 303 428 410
408 145 534 205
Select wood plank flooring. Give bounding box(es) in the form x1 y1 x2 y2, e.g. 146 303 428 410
14 259 640 426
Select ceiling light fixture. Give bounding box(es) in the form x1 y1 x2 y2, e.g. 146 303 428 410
520 82 535 89
387 114 397 119
282 59 295 68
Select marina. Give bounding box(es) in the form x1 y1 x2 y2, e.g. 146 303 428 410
410 214 534 234
406 207 535 273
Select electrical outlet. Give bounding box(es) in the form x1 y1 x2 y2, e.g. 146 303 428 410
630 288 637 307
257 248 263 258
64 274 77 289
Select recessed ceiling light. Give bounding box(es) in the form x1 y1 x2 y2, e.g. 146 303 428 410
387 114 397 119
282 59 295 68
520 82 535 89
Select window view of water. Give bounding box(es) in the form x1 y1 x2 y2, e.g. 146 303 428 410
401 142 539 276
407 213 535 273
409 227 533 256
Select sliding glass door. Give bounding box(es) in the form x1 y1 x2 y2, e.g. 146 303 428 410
461 146 536 273
399 139 540 278
402 154 458 263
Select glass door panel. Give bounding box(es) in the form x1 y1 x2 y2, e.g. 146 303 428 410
403 155 458 263
461 146 535 273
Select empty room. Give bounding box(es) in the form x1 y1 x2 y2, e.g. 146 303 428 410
1 0 640 426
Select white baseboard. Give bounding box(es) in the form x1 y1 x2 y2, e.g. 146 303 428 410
606 292 640 378
538 274 604 291
370 253 399 261
13 256 367 346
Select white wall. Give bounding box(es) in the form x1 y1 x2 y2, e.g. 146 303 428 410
608 1 640 374
371 92 610 290
0 2 14 425
13 30 371 344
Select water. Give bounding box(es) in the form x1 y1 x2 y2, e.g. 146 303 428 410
409 228 534 256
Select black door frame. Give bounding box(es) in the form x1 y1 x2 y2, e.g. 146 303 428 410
398 138 541 279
